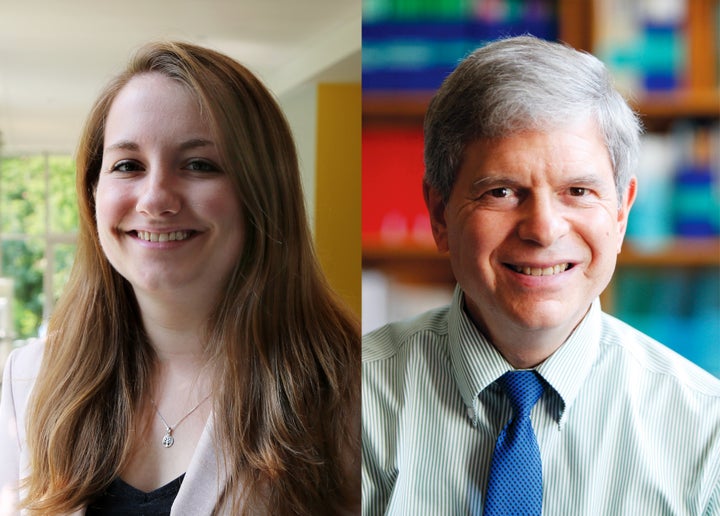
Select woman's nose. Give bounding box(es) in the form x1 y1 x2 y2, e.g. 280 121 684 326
135 169 181 217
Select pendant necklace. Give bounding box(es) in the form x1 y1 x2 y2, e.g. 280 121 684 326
151 394 211 448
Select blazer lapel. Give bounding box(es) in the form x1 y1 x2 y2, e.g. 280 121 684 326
171 413 227 516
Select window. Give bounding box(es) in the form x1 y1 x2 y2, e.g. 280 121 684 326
0 155 78 340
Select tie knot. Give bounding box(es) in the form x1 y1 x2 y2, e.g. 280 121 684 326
498 370 544 418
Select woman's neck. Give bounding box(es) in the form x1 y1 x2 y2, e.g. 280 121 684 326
133 287 214 359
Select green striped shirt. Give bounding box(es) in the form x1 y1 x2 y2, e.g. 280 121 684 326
362 287 720 515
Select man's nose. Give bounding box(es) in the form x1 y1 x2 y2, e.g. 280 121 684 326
516 194 570 246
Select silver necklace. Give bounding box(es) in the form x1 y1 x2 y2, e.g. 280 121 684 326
151 394 211 448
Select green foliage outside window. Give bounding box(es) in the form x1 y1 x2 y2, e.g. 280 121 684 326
0 155 78 339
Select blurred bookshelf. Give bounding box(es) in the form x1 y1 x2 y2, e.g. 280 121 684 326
361 0 720 377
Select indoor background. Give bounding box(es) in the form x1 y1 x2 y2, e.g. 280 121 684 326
361 0 720 377
0 0 361 368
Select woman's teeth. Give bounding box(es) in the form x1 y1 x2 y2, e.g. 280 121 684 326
137 231 190 242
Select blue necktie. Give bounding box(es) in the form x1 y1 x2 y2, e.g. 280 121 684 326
483 370 545 516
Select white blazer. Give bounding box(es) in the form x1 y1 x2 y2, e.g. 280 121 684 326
0 340 227 516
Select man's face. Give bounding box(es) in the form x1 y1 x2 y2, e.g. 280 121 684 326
426 119 636 351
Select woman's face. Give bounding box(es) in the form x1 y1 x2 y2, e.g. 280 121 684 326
95 72 244 302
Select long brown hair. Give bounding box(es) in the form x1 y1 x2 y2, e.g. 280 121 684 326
23 41 360 514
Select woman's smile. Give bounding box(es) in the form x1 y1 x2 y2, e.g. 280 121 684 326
95 73 244 297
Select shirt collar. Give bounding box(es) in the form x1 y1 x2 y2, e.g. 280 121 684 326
535 297 601 427
447 285 601 428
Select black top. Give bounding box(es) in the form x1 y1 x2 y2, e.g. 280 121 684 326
86 474 184 516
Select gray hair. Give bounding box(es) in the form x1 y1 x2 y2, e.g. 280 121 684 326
424 35 642 202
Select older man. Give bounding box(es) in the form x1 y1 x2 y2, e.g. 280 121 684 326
362 36 720 515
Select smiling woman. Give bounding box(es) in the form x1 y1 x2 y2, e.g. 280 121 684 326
0 42 360 515
96 73 244 299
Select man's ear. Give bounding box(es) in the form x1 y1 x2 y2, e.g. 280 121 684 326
423 181 449 253
616 176 638 253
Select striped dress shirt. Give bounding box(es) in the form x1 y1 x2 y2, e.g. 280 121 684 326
362 286 720 515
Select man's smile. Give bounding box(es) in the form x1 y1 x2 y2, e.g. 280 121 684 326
505 263 574 276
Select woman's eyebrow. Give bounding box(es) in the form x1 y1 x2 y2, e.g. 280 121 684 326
104 138 215 153
178 138 215 151
104 139 139 153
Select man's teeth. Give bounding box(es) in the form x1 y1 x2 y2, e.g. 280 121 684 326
137 231 190 242
513 264 569 276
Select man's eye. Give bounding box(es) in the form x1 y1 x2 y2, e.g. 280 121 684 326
186 160 218 172
488 187 512 198
111 160 141 172
569 187 590 196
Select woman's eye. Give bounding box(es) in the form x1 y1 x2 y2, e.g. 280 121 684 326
186 160 218 172
111 160 141 172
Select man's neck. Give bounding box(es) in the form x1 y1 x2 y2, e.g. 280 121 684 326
463 299 591 369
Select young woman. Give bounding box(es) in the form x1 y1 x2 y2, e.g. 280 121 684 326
0 41 360 515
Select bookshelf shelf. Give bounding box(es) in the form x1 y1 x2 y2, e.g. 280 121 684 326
363 241 454 286
619 239 720 267
636 89 720 119
362 91 430 124
363 88 720 125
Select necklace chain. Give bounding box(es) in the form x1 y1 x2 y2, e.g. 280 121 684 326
151 393 211 448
